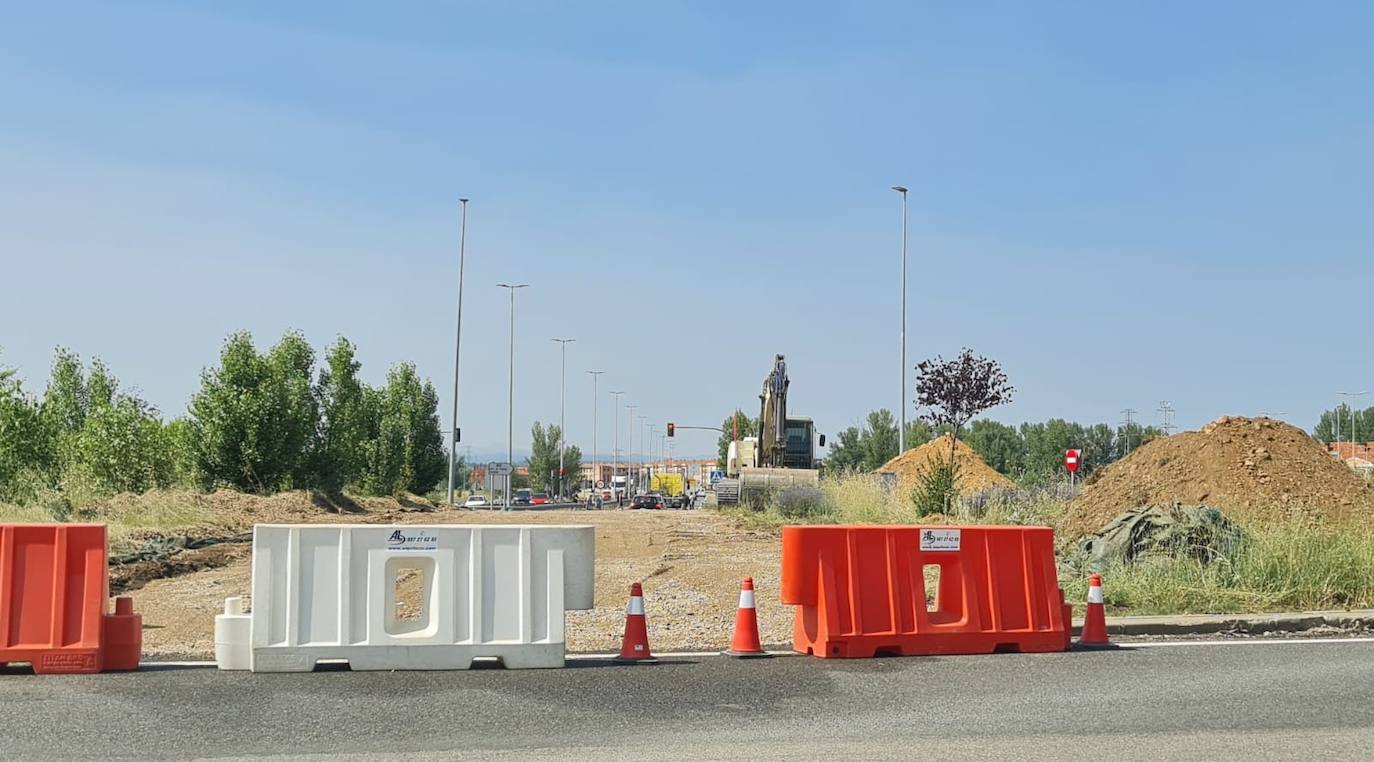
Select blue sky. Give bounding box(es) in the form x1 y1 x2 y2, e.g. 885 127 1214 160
3 1 1372 460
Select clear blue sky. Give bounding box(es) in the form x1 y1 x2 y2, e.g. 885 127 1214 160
3 1 1371 460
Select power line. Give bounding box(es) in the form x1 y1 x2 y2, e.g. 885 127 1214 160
1157 401 1176 437
1119 408 1136 455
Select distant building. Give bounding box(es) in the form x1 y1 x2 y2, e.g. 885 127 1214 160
1329 442 1374 461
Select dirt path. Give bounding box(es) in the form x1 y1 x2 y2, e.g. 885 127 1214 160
134 509 790 657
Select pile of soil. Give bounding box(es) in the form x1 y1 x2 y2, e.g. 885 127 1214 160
877 434 1015 495
1068 416 1374 534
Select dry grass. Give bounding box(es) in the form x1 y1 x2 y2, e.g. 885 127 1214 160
725 472 1374 616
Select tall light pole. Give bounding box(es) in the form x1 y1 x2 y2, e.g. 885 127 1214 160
498 283 528 510
586 370 605 496
610 391 624 502
892 185 909 453
447 197 470 507
626 403 638 494
648 423 658 485
552 339 575 499
1339 391 1367 457
638 415 647 491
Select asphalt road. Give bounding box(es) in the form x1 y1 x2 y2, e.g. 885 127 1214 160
4 639 1374 760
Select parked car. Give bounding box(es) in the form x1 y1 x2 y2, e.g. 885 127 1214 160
630 494 665 510
531 493 550 505
463 494 490 508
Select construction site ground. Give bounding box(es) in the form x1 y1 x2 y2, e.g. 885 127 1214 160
132 507 789 658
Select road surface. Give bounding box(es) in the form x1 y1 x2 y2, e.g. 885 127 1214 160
3 639 1373 760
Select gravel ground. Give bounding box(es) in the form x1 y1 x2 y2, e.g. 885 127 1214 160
133 508 789 657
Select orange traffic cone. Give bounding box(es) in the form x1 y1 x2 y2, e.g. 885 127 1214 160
724 577 770 658
614 582 658 664
1078 573 1111 647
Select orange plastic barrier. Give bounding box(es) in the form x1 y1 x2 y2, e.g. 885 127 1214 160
781 525 1071 658
0 524 141 674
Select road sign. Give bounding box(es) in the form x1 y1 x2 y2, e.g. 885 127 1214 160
709 469 724 485
488 462 513 476
595 480 605 489
1064 450 1081 474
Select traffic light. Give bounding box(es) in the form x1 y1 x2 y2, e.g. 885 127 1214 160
667 422 675 437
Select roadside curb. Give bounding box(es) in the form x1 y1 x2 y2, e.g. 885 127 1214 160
1073 610 1374 637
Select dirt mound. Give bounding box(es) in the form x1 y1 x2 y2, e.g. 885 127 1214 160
877 434 1015 495
1069 416 1374 534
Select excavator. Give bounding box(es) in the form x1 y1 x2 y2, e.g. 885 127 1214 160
716 354 825 506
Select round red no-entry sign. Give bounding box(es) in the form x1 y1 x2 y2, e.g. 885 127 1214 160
1064 449 1082 473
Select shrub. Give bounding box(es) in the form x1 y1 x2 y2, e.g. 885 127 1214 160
911 456 960 516
774 485 832 519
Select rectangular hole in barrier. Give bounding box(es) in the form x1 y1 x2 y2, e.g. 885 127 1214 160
385 557 436 637
393 569 424 623
923 565 940 613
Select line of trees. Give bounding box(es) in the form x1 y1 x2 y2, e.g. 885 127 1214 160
0 332 449 507
1314 405 1374 444
826 409 1162 483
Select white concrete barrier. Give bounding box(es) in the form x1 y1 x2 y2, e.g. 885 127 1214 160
215 524 595 671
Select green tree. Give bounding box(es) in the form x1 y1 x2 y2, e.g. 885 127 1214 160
31 350 173 496
903 420 934 450
825 425 864 472
717 410 757 467
189 331 320 492
0 360 47 501
826 412 934 474
1082 423 1116 471
312 337 369 494
559 444 582 497
527 421 559 493
39 348 87 472
361 363 446 495
264 332 319 488
1315 405 1374 445
163 417 197 487
964 419 1024 475
73 396 173 493
861 409 900 471
526 422 583 496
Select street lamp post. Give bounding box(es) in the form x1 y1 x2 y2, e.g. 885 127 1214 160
587 370 605 500
610 391 623 504
626 403 638 494
638 415 647 492
648 424 657 487
552 339 575 499
892 185 909 454
447 198 470 507
1339 391 1368 457
498 283 528 510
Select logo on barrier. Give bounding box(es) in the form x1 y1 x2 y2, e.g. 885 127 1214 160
387 529 439 551
38 653 98 671
919 528 960 551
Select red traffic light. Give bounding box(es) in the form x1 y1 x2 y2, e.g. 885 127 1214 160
667 422 675 437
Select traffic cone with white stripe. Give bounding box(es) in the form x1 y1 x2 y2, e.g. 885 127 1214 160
614 582 658 664
723 577 769 658
1078 573 1111 647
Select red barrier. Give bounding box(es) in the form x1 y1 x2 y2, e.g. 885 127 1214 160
781 525 1069 658
0 524 141 674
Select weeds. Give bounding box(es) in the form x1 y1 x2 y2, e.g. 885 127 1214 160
1062 521 1374 614
729 471 1374 615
